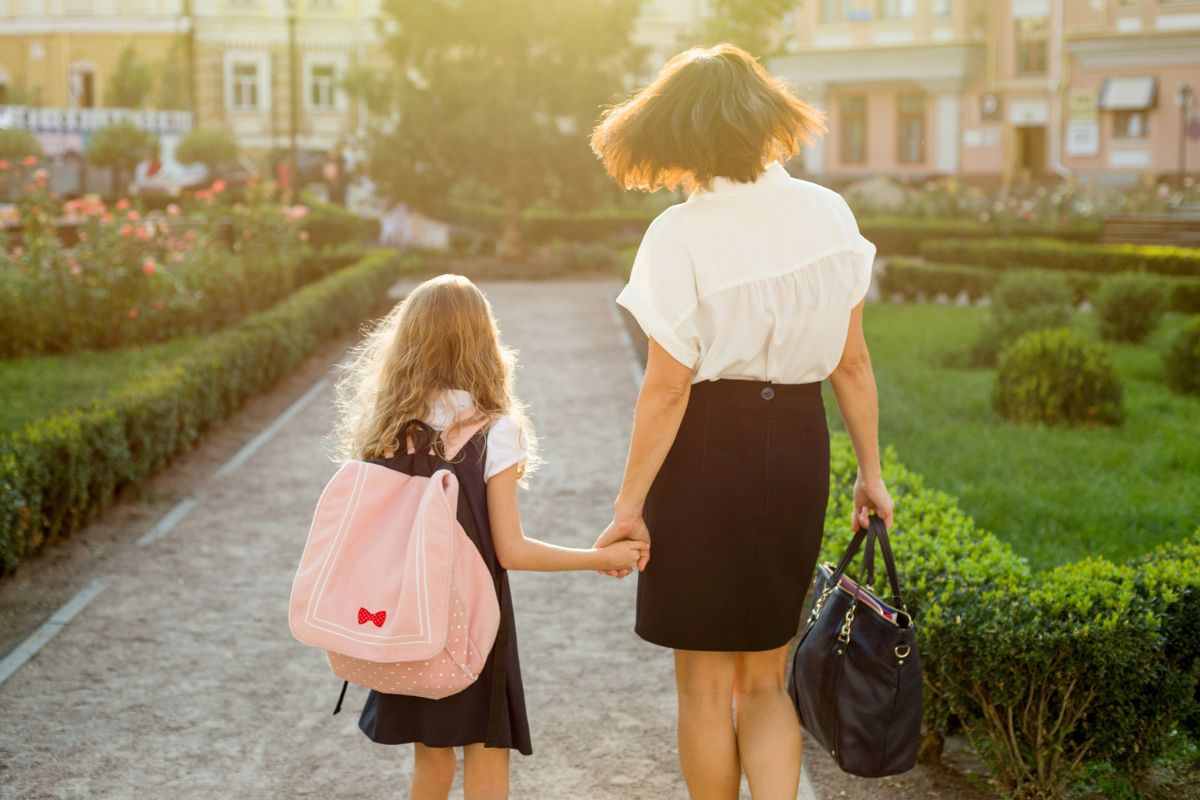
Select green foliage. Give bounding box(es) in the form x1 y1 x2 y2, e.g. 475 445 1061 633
689 0 795 55
994 328 1123 426
156 39 191 111
861 217 1100 257
86 121 157 197
299 199 381 248
966 271 1074 367
175 127 239 172
0 129 43 161
1093 272 1167 343
535 240 620 273
923 237 1200 278
1165 316 1200 395
105 45 154 108
367 0 642 245
0 251 414 575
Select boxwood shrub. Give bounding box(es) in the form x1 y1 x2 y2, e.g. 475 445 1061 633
860 217 1099 257
1165 316 1200 395
299 200 381 248
1093 272 1167 343
0 250 416 574
820 435 1200 798
994 328 1123 426
966 271 1075 368
922 237 1200 278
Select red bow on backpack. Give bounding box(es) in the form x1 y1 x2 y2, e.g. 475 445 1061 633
357 607 387 627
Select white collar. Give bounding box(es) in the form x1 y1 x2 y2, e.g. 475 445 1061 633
690 161 790 200
427 389 475 429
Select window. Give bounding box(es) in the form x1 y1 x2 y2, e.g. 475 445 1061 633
896 92 926 163
1113 110 1149 139
68 64 95 108
821 0 873 22
877 0 914 19
932 0 951 16
840 95 868 164
1015 17 1048 76
309 63 336 110
232 63 259 110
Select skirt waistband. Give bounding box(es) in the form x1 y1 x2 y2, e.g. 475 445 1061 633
689 379 823 408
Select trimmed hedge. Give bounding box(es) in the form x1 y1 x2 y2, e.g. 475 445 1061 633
300 200 381 248
0 250 415 574
880 257 1200 312
993 328 1123 426
1094 273 1167 343
922 237 1200 278
1165 316 1200 395
820 435 1200 798
860 217 1100 257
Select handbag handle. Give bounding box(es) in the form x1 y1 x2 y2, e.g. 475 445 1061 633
826 517 905 611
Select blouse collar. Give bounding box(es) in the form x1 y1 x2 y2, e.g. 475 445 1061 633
427 389 474 428
690 161 791 200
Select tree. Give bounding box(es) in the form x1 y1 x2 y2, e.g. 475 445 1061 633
176 127 239 174
365 0 642 256
156 39 192 111
0 129 43 162
693 0 796 57
87 121 157 198
106 45 154 108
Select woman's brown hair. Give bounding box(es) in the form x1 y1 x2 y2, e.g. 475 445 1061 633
590 43 825 192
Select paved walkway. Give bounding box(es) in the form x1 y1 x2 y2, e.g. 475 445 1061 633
0 280 821 800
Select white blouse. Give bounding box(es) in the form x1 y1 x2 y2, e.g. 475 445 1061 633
617 162 876 384
426 389 527 481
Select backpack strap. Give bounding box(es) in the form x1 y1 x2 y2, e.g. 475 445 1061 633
441 415 489 461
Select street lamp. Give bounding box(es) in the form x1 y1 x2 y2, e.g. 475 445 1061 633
1178 83 1194 185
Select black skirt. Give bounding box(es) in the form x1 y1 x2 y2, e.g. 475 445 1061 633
357 423 532 755
636 380 831 652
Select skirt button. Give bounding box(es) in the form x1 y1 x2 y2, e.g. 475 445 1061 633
761 386 775 400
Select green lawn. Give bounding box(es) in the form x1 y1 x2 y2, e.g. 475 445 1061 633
0 338 204 435
830 302 1200 569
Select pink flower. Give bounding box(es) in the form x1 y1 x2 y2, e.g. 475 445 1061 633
115 198 130 210
119 223 134 237
33 168 48 185
135 225 152 241
68 258 82 275
142 257 157 276
11 246 24 258
128 307 139 320
284 204 309 221
166 203 181 216
101 213 114 224
0 160 9 171
211 179 227 194
127 210 140 222
22 155 38 167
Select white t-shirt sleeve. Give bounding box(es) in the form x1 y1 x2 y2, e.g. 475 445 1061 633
831 195 877 308
484 415 527 481
616 212 702 368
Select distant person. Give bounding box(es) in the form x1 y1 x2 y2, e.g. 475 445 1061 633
591 44 894 799
327 275 647 800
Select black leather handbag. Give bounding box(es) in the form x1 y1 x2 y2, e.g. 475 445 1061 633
788 517 922 777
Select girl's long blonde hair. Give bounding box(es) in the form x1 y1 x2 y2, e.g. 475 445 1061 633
333 274 538 475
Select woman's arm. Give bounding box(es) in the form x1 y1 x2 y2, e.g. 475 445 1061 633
828 300 894 530
487 464 648 572
594 337 695 575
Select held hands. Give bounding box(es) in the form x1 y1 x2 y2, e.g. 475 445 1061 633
596 539 650 574
593 506 652 579
852 471 895 531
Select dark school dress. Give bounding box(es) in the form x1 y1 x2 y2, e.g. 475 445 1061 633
636 379 831 652
357 421 532 754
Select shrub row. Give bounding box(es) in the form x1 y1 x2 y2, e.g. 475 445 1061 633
880 257 1200 312
0 250 416 575
820 435 1200 798
299 200 381 248
922 237 1200 278
860 216 1100 257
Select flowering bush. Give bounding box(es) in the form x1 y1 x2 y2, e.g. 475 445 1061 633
0 166 327 356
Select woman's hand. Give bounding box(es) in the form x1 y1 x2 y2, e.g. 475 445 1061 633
852 472 894 531
593 507 651 578
595 539 651 573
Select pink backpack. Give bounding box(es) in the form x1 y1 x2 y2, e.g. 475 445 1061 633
288 419 500 704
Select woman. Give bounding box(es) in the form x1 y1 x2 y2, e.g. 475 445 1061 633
591 45 895 799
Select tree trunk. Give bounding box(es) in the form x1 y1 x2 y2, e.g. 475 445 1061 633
496 195 524 261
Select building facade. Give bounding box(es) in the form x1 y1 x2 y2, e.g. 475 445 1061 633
769 0 1200 184
0 0 386 159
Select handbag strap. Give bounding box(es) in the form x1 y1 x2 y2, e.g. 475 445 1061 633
826 517 906 610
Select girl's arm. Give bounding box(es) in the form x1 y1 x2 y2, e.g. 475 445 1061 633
486 464 647 572
828 300 894 530
594 337 695 576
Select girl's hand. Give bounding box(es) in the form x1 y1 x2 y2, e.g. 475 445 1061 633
595 540 651 574
852 472 894 531
594 506 651 578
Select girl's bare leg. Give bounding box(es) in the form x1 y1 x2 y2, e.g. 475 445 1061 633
463 743 509 800
733 645 802 800
674 649 740 800
411 743 456 800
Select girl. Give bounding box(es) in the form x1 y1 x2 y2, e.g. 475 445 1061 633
333 273 648 800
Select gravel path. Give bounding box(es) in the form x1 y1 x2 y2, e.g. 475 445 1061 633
3 280 821 799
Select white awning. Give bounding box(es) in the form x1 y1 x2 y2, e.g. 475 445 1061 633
1099 77 1157 111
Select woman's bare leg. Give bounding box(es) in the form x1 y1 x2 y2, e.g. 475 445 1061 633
411 743 456 800
463 743 509 800
675 649 740 800
733 646 802 800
